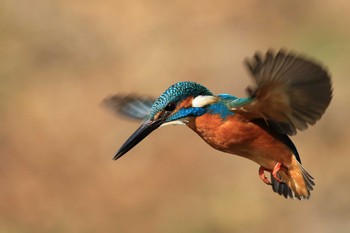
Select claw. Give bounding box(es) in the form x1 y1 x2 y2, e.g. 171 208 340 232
259 162 286 185
259 166 272 185
272 162 284 183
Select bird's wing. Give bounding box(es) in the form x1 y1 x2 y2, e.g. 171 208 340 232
102 94 155 121
230 49 332 135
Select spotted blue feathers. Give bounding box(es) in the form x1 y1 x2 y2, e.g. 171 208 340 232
150 82 212 119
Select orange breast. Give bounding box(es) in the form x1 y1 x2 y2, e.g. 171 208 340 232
186 114 294 170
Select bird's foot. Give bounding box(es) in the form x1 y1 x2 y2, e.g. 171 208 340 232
259 162 285 185
259 166 272 185
272 162 284 183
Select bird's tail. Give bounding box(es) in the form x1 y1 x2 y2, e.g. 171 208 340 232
271 156 315 200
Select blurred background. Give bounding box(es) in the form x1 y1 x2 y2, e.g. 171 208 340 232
0 0 349 232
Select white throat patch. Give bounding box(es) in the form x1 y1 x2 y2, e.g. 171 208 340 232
192 95 217 107
160 120 186 127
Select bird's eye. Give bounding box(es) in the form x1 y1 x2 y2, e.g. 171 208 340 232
164 102 176 112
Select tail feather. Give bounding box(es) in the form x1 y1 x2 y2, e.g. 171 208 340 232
271 175 294 199
300 164 315 191
271 157 315 200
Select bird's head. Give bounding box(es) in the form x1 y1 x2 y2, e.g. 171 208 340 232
114 81 218 160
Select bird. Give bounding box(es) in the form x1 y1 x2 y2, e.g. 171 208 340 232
103 49 333 200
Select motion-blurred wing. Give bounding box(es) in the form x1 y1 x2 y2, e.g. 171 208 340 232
235 49 332 135
103 94 155 121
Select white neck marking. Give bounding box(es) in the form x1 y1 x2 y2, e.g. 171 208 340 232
192 95 217 107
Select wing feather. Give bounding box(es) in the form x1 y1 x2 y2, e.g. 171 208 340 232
237 49 332 135
102 94 155 121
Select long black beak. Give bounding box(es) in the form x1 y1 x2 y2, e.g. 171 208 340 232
113 119 164 160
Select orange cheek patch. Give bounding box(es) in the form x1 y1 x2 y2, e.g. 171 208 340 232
175 97 194 111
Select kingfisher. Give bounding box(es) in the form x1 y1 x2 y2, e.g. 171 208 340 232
104 49 332 200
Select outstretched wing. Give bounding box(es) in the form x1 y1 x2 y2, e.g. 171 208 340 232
102 94 155 121
233 49 332 135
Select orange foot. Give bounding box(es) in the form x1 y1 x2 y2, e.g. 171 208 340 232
272 162 284 183
259 166 272 185
258 162 284 185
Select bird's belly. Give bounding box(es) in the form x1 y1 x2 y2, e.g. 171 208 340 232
187 114 293 169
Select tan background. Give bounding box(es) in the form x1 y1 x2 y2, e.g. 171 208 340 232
1 0 349 232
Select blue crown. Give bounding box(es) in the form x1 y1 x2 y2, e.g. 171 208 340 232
150 81 212 118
